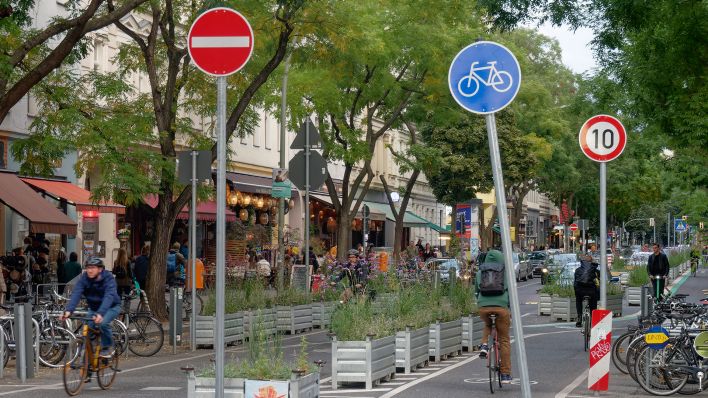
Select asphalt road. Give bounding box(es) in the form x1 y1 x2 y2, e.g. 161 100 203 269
0 266 703 398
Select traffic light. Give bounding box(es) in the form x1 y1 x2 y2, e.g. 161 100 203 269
649 218 655 227
458 214 466 234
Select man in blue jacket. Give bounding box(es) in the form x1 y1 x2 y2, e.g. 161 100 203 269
61 258 122 357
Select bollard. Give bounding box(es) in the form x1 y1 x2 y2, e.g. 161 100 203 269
640 285 649 318
14 302 34 381
169 287 183 353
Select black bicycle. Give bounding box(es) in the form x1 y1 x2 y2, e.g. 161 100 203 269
581 296 591 352
487 314 503 393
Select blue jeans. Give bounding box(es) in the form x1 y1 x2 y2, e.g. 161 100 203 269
87 305 121 349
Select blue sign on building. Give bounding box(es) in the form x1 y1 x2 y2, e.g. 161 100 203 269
448 41 521 114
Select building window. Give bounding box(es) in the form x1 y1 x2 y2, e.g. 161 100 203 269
0 138 6 169
264 114 271 149
93 38 105 72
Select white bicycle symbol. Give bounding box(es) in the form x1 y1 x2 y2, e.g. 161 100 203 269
457 61 513 97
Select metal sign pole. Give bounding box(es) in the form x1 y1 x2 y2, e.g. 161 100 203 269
599 162 607 309
215 76 227 398
304 119 310 273
485 114 531 398
277 55 290 291
190 150 197 352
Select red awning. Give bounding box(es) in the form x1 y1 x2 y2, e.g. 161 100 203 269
0 172 77 235
21 177 125 214
144 195 236 222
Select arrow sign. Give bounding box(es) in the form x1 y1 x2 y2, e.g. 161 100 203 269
290 117 322 149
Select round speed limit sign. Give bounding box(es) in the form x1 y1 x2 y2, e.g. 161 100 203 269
578 115 627 162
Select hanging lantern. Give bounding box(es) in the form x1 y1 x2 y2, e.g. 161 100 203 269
288 198 295 209
318 210 324 218
255 196 264 209
270 206 277 217
259 212 269 225
263 198 270 208
351 219 357 228
327 217 337 233
242 194 252 206
239 209 248 221
228 191 239 206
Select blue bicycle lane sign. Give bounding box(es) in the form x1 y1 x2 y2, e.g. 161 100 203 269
448 41 521 114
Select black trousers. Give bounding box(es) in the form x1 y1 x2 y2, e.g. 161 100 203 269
650 277 666 301
575 285 598 319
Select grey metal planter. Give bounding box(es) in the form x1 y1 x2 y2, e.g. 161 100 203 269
429 319 462 362
395 326 430 373
194 312 244 347
538 293 553 316
244 308 277 338
461 315 483 350
551 296 577 322
330 334 396 390
277 304 313 334
311 301 336 328
626 286 643 306
185 369 320 398
606 294 623 317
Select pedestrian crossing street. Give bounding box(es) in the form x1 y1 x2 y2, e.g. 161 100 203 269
319 352 479 398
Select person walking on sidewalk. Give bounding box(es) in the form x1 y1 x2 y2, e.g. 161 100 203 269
476 249 512 384
647 243 669 301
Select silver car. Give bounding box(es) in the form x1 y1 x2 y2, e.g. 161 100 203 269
425 258 462 283
513 252 531 282
558 261 582 286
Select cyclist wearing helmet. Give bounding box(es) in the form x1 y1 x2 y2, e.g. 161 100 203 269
61 258 122 357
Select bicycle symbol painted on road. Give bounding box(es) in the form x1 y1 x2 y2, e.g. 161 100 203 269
457 61 514 97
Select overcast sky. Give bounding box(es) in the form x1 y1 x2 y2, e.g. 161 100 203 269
534 22 597 74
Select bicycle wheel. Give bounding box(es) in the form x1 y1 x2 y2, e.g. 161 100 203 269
611 331 635 374
634 344 689 396
96 353 119 389
627 336 647 382
583 311 591 352
127 314 164 357
63 338 88 396
39 326 75 367
458 75 480 97
1 328 9 369
488 334 496 394
111 319 129 356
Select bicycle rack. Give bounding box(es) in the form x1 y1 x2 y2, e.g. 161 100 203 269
0 312 40 382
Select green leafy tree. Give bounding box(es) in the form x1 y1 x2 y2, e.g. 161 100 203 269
285 0 482 259
14 0 307 318
0 0 149 124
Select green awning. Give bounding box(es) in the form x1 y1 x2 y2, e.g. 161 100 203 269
492 225 501 234
360 202 435 228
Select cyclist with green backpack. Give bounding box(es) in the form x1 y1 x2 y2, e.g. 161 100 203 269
476 249 512 384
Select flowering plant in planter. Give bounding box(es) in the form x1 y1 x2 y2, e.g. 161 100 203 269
117 228 130 239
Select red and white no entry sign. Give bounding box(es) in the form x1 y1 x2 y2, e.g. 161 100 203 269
187 7 254 76
578 115 626 162
570 223 578 231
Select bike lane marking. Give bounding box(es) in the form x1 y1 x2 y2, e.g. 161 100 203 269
0 329 329 396
378 329 576 398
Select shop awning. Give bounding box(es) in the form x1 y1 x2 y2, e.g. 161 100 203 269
311 195 387 221
21 177 125 214
428 223 451 233
145 195 237 222
225 171 293 197
0 172 77 235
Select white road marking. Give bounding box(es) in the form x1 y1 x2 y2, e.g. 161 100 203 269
521 312 533 317
555 370 587 398
141 387 182 391
378 354 480 398
319 388 392 393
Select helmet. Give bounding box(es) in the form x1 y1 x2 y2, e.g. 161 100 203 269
85 257 105 268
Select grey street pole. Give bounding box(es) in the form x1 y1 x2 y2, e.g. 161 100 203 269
304 118 310 272
215 76 227 398
277 55 290 291
599 162 607 309
190 150 197 352
485 114 531 398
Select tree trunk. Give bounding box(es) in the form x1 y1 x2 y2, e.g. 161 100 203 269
146 198 177 321
336 212 351 261
393 216 404 261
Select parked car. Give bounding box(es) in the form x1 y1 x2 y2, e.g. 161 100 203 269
425 258 462 283
513 252 531 282
629 252 652 268
529 251 550 276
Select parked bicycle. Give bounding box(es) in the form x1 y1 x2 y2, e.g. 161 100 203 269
580 296 592 352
